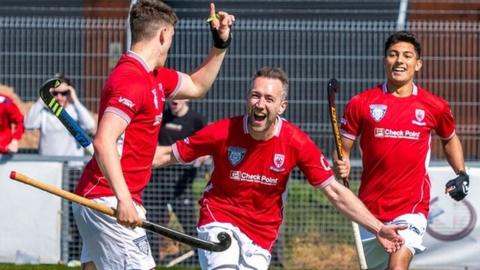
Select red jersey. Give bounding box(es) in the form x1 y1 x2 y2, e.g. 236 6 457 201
173 115 334 251
75 52 181 204
0 94 24 153
340 83 455 222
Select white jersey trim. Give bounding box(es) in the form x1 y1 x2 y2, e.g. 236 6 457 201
166 71 184 100
172 143 187 164
340 129 356 140
382 82 418 95
126 50 152 72
104 106 131 124
440 130 456 141
313 175 335 190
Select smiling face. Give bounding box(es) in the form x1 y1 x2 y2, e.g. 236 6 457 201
246 76 288 140
384 41 423 88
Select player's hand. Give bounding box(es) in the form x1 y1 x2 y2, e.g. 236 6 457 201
193 155 211 167
332 156 351 179
6 139 19 153
207 3 235 49
445 171 469 201
67 86 79 104
116 198 140 229
376 224 406 253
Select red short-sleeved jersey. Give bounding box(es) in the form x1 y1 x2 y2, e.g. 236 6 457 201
172 115 334 251
0 94 24 153
340 83 455 221
75 52 181 204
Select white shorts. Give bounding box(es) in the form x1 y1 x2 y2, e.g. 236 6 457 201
72 196 155 270
197 222 271 270
359 213 427 270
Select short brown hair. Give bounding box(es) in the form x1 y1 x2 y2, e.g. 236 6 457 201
251 67 289 99
130 0 178 44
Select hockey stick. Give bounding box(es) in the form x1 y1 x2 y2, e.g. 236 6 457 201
39 78 94 155
37 79 232 252
327 79 367 269
9 171 231 252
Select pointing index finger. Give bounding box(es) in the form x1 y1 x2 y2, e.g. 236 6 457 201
210 3 216 17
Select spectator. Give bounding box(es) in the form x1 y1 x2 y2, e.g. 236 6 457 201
0 92 24 154
24 73 95 158
151 99 206 263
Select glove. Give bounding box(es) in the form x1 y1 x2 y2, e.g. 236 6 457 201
445 171 469 201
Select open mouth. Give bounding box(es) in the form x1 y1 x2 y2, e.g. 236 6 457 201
392 67 406 74
253 112 266 122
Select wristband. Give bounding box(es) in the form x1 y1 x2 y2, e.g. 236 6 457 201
207 13 232 49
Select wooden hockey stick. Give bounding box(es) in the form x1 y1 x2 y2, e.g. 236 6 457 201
9 171 231 252
35 78 232 252
327 79 368 269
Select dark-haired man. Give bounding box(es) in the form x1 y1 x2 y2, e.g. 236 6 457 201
334 31 468 270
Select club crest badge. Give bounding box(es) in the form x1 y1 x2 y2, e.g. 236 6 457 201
274 154 285 168
369 104 387 122
412 108 426 126
416 109 425 121
228 146 246 166
133 235 150 255
270 153 286 172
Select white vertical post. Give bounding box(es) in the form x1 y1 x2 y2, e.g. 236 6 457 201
396 0 409 31
126 0 137 51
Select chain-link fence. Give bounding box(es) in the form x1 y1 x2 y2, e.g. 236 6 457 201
0 15 479 269
1 18 478 160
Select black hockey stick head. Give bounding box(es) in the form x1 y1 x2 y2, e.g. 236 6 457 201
38 77 94 154
39 78 62 109
142 220 232 252
327 78 340 106
214 232 232 252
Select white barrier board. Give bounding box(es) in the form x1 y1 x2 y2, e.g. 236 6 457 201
0 160 63 264
412 167 480 269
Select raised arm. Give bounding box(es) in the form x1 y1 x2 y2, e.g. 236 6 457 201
321 181 405 253
24 99 45 129
174 3 235 100
68 85 96 131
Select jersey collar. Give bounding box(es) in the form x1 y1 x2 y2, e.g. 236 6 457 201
243 115 283 138
126 50 152 72
382 82 418 96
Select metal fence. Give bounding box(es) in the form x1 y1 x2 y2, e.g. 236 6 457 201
0 17 478 160
0 16 479 269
